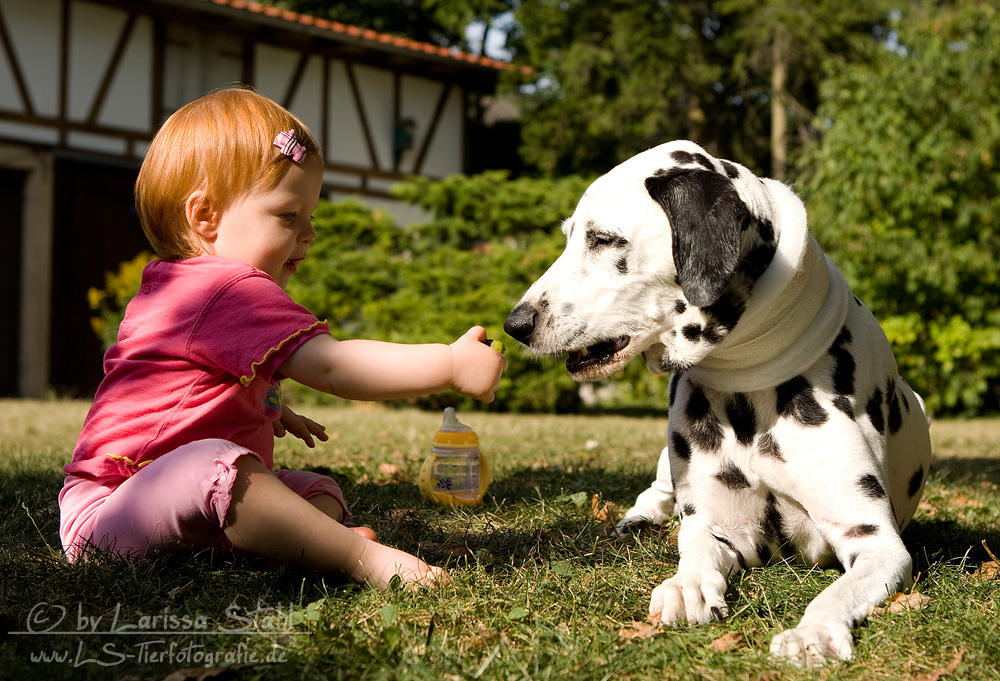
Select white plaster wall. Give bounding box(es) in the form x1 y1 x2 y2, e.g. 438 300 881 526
326 59 369 168
353 63 394 170
0 0 61 117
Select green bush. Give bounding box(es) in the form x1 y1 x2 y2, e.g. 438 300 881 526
87 250 157 349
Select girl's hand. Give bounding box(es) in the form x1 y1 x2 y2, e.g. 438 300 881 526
274 404 329 448
449 326 508 402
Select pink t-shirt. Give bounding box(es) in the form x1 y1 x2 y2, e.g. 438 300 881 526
65 256 329 484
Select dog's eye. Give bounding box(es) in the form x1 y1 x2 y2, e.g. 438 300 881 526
586 230 627 250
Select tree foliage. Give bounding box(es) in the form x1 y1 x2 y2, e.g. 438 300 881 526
800 1 1000 415
504 0 889 178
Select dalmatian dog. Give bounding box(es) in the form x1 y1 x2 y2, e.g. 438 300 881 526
503 141 932 666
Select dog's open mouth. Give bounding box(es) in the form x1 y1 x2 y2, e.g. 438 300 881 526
566 335 631 375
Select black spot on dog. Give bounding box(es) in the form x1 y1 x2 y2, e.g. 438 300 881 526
538 297 550 312
668 373 681 405
716 462 751 491
682 324 702 341
854 296 862 306
756 217 776 245
722 161 740 179
562 302 575 315
712 533 745 569
616 257 628 275
710 606 726 621
901 389 910 412
682 503 697 517
670 430 692 461
674 300 687 314
887 381 902 434
830 327 856 397
777 376 829 427
833 325 853 346
848 552 859 569
701 323 724 345
757 432 784 461
761 493 791 556
833 395 854 419
846 524 879 538
866 388 885 435
670 150 695 166
908 467 924 497
755 542 773 566
693 153 715 171
859 474 886 499
686 387 723 451
704 290 747 334
888 395 902 433
725 393 757 446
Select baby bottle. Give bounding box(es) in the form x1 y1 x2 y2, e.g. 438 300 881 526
419 407 491 507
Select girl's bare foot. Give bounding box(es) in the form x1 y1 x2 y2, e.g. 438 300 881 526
349 540 449 591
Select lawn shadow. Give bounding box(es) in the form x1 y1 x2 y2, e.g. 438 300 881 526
340 464 671 571
905 518 1000 574
908 455 1000 572
929 455 1000 485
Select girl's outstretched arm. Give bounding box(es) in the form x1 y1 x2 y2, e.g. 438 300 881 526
279 326 506 402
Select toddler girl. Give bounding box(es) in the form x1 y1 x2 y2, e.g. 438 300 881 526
58 87 507 590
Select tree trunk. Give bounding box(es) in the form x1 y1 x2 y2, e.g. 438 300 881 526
771 27 788 181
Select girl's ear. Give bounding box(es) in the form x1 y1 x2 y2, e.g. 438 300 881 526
185 190 220 245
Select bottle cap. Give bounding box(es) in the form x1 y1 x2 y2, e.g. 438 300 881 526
433 407 479 446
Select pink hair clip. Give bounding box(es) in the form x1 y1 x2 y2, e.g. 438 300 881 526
273 129 306 163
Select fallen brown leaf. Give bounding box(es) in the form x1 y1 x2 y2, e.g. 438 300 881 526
618 619 662 640
708 632 745 652
590 494 621 532
971 561 1000 581
869 591 930 616
950 492 984 509
973 541 1000 580
377 462 403 477
911 646 965 681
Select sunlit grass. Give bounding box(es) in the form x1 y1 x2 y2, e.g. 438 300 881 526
1 400 998 680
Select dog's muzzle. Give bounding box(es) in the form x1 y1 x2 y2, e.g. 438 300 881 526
504 302 632 378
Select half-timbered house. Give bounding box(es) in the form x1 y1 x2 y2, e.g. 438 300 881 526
0 0 511 397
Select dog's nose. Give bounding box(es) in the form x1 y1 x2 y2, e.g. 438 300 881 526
504 303 537 343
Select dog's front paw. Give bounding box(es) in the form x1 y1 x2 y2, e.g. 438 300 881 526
649 571 728 625
770 622 853 666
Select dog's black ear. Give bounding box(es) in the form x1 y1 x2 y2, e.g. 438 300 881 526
645 168 750 308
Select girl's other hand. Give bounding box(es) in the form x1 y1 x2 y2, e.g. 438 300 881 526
449 326 508 403
273 404 329 448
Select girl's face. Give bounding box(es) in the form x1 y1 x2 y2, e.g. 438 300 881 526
210 155 323 288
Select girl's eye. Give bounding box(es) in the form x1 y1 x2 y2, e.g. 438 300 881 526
280 212 297 223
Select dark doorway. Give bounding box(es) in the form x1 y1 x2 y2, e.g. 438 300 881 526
50 157 148 396
0 168 25 396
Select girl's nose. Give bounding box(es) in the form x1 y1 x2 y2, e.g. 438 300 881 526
302 222 316 243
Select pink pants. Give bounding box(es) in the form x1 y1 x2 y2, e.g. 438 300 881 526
59 439 350 562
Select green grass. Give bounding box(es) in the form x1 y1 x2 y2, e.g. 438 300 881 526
1 399 998 680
